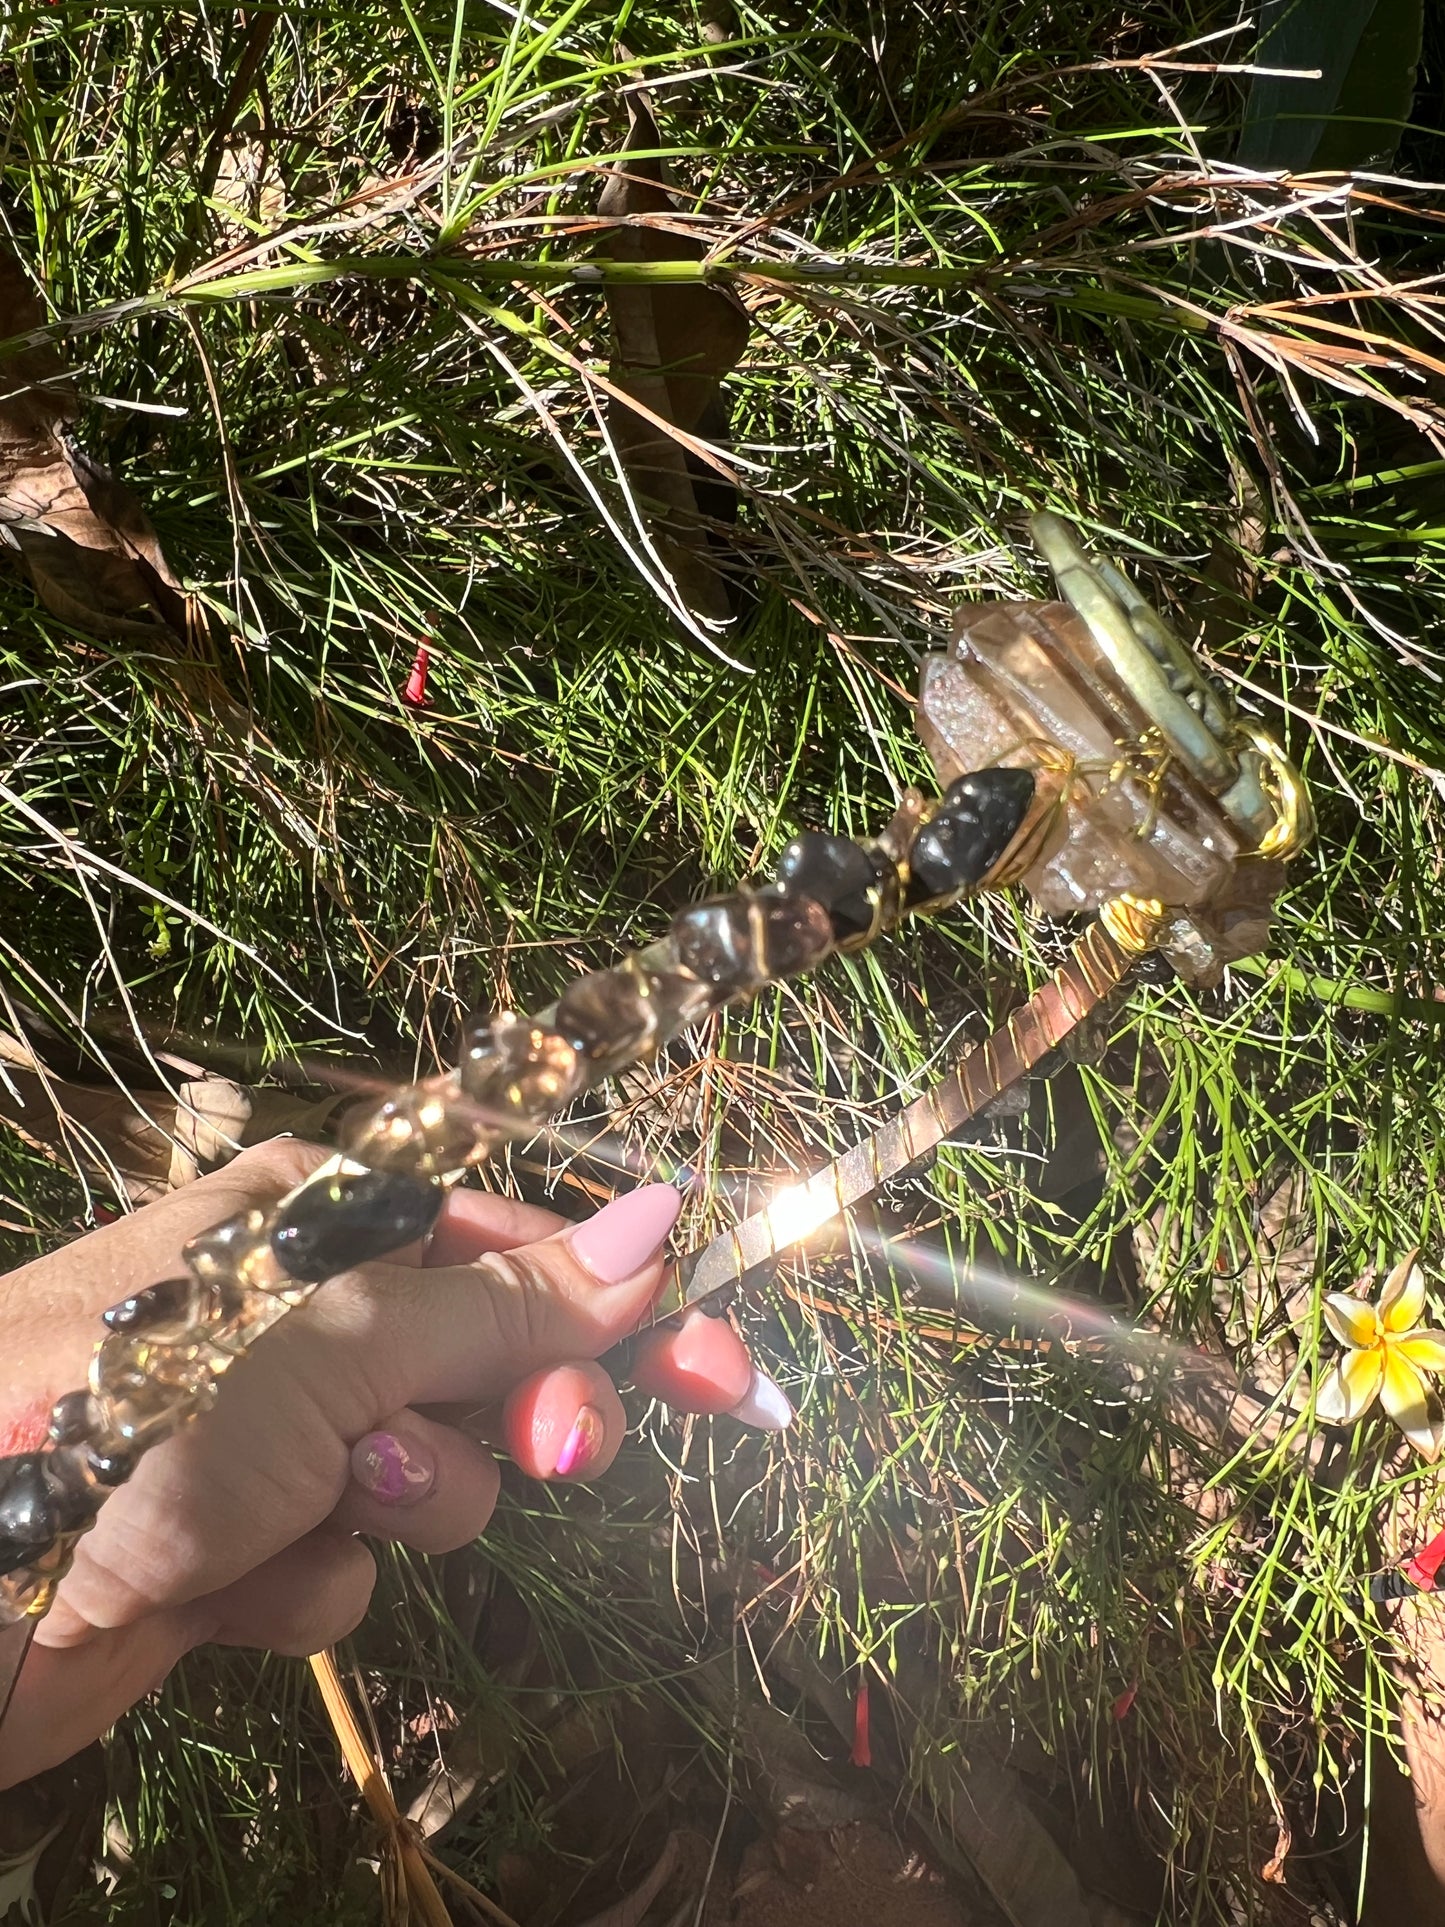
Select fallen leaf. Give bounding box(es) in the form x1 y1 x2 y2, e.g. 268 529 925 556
0 1019 355 1204
0 244 190 638
576 1831 685 1927
595 85 750 630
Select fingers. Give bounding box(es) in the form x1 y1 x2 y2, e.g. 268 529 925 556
424 1187 569 1266
303 1183 685 1421
631 1310 794 1429
2 1604 209 1789
330 1410 502 1552
502 1361 626 1481
203 1530 376 1654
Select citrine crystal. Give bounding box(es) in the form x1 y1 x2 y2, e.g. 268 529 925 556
90 1330 222 1445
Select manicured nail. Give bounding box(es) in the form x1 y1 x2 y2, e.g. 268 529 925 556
730 1367 794 1431
569 1184 682 1284
553 1404 605 1478
350 1431 434 1505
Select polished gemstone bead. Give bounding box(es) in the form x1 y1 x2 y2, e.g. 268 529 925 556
460 1015 584 1123
775 832 884 940
0 1452 97 1579
91 1331 219 1444
184 1212 288 1301
670 897 759 993
756 889 835 978
909 768 1036 900
556 968 659 1065
48 1391 101 1447
671 890 834 993
103 1275 198 1336
269 1163 443 1284
345 1082 485 1178
84 1445 137 1488
629 959 719 1034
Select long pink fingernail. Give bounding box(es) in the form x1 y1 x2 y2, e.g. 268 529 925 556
730 1368 794 1431
554 1404 605 1478
569 1184 682 1284
351 1431 434 1505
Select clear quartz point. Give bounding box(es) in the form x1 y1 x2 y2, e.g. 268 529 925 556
917 600 1287 985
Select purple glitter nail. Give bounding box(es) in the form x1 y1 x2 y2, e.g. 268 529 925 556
553 1405 604 1479
351 1430 433 1505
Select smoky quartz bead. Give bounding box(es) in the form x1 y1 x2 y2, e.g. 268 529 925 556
909 768 1036 900
346 1084 485 1178
670 898 757 993
0 1452 98 1580
556 968 658 1065
460 1016 584 1122
775 832 889 941
83 1445 138 1488
757 890 835 978
185 1214 272 1300
671 891 833 995
103 1275 198 1336
269 1165 444 1284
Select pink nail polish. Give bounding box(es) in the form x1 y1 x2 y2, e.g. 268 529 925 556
569 1184 682 1284
730 1368 794 1431
553 1404 605 1478
351 1431 434 1505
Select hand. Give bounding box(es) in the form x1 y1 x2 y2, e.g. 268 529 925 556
0 1138 788 1787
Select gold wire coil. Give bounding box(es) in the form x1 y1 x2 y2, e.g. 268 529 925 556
1237 723 1314 863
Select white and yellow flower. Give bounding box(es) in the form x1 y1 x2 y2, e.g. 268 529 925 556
1316 1252 1445 1458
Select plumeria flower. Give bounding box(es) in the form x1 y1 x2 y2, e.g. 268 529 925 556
1316 1251 1445 1458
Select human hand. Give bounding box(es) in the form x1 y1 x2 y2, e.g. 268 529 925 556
0 1138 786 1786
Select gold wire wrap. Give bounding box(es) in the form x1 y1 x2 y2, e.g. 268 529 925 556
1239 723 1316 863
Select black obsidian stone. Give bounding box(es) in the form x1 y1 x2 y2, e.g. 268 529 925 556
671 897 758 993
0 1452 95 1579
909 768 1036 900
775 832 885 940
269 1166 444 1284
102 1275 195 1335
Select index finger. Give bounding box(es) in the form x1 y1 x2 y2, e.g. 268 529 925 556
423 1186 569 1266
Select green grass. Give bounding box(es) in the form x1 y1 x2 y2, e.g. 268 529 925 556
4 0 1445 1920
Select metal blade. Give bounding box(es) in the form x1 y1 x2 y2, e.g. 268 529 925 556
662 917 1138 1314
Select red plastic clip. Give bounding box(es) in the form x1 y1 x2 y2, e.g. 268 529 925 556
851 1672 872 1768
1405 1527 1445 1593
402 645 432 708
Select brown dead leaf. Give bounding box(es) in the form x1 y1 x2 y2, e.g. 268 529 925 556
0 244 190 638
595 86 750 630
0 1022 355 1204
